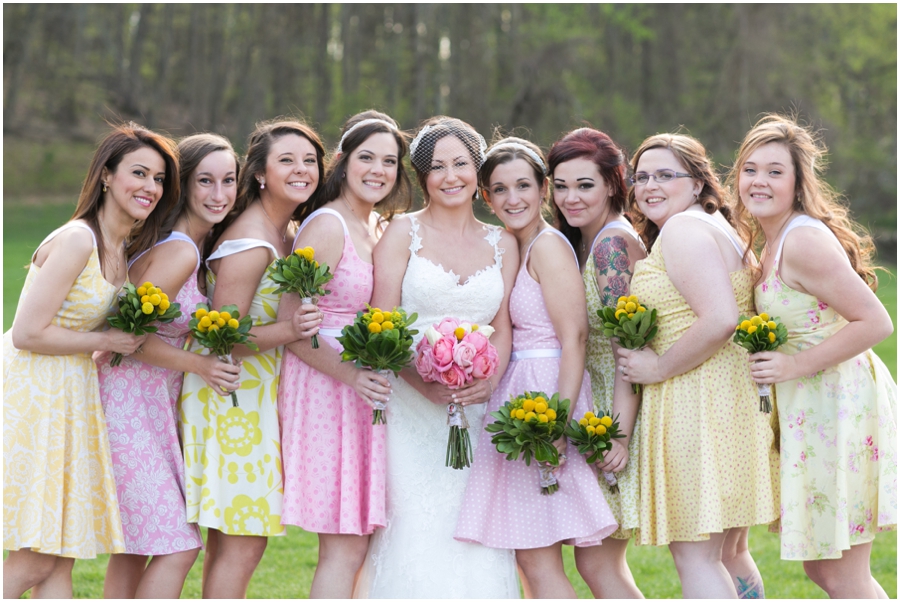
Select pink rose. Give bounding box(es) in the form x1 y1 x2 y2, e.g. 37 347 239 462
464 331 489 353
432 335 456 372
471 343 499 380
415 347 436 381
436 318 460 337
452 341 477 375
439 364 469 389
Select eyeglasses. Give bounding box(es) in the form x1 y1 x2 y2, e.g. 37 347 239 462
629 169 693 186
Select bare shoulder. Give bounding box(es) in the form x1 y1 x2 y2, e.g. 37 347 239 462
378 214 415 249
295 211 345 244
532 230 576 265
782 225 848 278
35 223 94 266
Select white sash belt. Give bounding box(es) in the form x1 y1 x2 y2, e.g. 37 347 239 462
510 348 562 361
318 327 344 338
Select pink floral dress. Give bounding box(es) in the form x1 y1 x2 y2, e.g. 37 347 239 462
278 208 386 534
756 215 897 560
97 231 205 555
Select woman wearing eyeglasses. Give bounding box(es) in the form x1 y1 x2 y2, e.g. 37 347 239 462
615 134 778 599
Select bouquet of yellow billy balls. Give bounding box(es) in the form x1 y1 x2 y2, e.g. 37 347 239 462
598 294 658 394
189 303 257 407
336 305 418 424
106 281 181 366
485 391 571 495
268 246 334 349
733 312 788 413
565 412 625 493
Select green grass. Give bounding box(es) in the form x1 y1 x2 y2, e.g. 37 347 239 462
3 198 897 598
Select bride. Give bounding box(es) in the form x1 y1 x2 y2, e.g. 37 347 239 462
356 117 520 598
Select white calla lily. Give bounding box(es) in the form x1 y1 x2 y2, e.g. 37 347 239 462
424 325 443 346
477 325 495 339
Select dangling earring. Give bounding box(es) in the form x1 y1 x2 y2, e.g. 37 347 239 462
258 178 265 190
102 182 108 193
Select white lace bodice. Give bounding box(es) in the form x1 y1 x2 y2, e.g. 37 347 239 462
401 215 506 340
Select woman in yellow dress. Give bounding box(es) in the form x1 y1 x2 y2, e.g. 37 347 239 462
616 134 778 598
3 124 179 598
178 119 323 598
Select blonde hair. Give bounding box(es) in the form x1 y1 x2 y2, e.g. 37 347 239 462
727 114 879 291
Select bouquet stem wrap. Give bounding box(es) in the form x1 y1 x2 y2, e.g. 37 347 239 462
734 313 787 414
217 352 239 407
301 296 320 349
757 381 772 413
602 470 619 494
446 402 472 469
372 368 392 425
539 463 559 495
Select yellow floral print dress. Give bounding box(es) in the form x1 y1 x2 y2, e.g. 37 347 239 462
629 211 778 545
3 222 126 558
180 239 286 536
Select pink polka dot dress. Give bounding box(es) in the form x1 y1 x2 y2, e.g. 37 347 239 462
278 208 386 535
455 230 618 549
629 211 778 546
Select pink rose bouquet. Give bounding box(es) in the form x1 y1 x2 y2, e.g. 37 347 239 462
415 317 499 469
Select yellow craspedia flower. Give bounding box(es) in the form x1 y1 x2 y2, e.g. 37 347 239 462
589 417 601 426
217 318 226 327
740 320 752 331
516 409 527 420
748 325 757 334
392 312 403 323
368 322 382 333
137 286 147 296
220 312 232 321
314 260 319 268
534 396 546 405
627 313 634 319
209 311 220 321
616 300 626 310
768 332 776 343
628 295 638 303
454 327 466 341
579 418 589 427
534 401 548 414
584 411 596 420
615 309 626 319
525 411 537 422
618 296 628 304
142 281 153 289
750 316 763 326
637 306 646 312
147 287 158 296
159 300 170 311
199 316 212 329
471 323 479 331
523 399 536 412
538 414 549 423
625 301 637 313
228 319 240 329
759 313 770 322
735 323 742 331
294 248 304 256
596 424 607 435
160 293 168 301
303 247 315 260
141 302 154 314
767 321 777 330
208 323 219 331
382 321 395 330
545 408 557 420
371 308 382 314
195 308 208 319
599 415 613 427
149 294 162 306
141 295 151 304
371 312 385 324
586 425 596 435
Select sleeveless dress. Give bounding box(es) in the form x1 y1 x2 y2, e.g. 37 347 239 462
455 229 618 549
755 215 897 560
582 219 644 539
179 239 286 537
279 208 386 534
97 231 205 555
3 222 126 558
629 211 778 546
357 215 519 598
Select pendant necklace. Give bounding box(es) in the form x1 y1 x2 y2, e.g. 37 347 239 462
260 201 288 243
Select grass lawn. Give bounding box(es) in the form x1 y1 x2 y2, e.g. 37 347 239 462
3 199 897 598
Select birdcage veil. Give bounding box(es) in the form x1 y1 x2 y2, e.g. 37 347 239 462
408 117 487 174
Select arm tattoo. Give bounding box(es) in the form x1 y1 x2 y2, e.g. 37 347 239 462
593 235 633 308
736 575 765 599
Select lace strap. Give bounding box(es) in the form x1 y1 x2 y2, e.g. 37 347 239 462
294 207 350 248
33 221 97 262
666 211 745 259
773 215 834 264
525 228 577 267
407 214 423 255
128 231 200 270
207 238 278 267
590 219 642 251
484 225 505 268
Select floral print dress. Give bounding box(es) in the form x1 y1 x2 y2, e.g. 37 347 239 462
755 215 897 560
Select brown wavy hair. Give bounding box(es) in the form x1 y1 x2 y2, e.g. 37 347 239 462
727 114 879 290
316 110 412 223
628 133 734 250
409 116 484 204
71 122 179 275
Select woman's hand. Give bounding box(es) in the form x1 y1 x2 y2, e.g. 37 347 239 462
451 378 493 407
103 331 149 355
551 438 568 473
596 437 629 473
197 354 243 398
353 369 392 408
748 350 800 384
291 301 323 340
616 347 663 385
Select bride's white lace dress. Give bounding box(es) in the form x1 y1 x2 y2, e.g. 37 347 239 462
356 215 519 598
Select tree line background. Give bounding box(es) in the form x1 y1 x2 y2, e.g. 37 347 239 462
3 3 896 254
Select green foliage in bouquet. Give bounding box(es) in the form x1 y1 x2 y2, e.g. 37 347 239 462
337 305 418 376
107 280 181 366
486 391 571 466
565 411 625 465
188 303 258 407
268 246 334 349
598 294 658 393
733 312 789 412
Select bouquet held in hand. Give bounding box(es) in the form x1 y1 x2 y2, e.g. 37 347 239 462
485 391 571 495
268 246 333 349
188 304 257 407
733 312 788 413
415 317 499 470
598 294 658 394
336 305 418 424
106 281 181 366
565 412 625 493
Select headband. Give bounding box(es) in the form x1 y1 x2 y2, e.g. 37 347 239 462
484 142 547 175
335 118 398 154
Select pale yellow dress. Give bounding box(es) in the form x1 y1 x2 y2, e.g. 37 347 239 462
3 222 126 558
179 239 286 536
